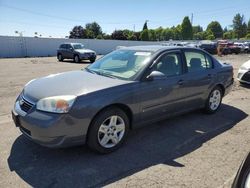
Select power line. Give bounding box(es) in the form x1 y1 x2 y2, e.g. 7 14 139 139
0 4 144 25
1 3 249 26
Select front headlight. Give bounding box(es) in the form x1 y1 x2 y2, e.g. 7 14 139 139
36 95 76 113
239 66 249 71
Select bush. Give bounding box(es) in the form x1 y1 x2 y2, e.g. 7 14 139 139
246 33 250 39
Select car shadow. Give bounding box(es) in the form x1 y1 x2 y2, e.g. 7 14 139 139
240 83 250 89
8 104 248 188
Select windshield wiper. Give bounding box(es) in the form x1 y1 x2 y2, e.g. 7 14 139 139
85 68 100 75
98 70 118 79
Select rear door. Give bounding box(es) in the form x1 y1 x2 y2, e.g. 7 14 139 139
181 49 215 109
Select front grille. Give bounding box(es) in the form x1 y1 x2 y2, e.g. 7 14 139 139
242 71 250 82
86 53 94 56
20 97 34 113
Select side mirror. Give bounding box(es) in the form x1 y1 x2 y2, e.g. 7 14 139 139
146 71 165 81
69 47 74 51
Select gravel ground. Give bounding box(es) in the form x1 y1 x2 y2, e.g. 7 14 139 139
0 55 250 188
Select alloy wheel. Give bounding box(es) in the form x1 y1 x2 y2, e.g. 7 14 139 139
97 115 125 148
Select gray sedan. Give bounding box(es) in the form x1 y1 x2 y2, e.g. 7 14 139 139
12 46 233 153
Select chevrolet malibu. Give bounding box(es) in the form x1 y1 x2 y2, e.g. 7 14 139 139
12 46 233 153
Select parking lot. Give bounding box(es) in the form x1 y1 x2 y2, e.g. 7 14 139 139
0 55 250 188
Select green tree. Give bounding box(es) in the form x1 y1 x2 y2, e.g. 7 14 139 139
162 28 174 40
69 26 87 38
172 25 182 40
103 34 111 40
85 22 102 38
193 31 206 40
122 30 137 40
128 34 137 40
181 16 193 40
96 34 104 39
143 21 148 30
233 13 247 39
223 31 235 39
246 33 250 39
205 30 215 40
140 29 149 41
134 32 141 41
192 25 203 35
248 19 250 33
206 21 223 38
111 30 127 40
148 29 156 41
155 27 164 41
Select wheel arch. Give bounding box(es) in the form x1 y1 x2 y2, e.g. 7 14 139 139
86 103 133 141
215 83 225 97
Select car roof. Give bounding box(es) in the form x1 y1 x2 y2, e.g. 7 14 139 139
121 45 199 53
60 43 83 45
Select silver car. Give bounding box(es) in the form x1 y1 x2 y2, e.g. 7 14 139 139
57 43 96 63
12 46 233 153
238 59 250 84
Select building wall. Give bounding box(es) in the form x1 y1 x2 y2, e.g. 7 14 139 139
0 36 163 58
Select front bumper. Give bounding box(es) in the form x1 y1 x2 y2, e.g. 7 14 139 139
79 53 96 60
12 99 89 148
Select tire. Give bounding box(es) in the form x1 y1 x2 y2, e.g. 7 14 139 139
204 86 223 114
74 55 80 63
89 57 96 63
57 54 63 62
87 107 129 154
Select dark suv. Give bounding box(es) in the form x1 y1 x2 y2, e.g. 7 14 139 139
57 43 96 63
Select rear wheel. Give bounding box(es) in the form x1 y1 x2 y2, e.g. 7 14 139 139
87 107 129 154
74 55 80 63
57 54 63 62
204 86 222 114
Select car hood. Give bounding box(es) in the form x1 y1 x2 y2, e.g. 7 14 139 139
75 49 95 54
23 70 131 102
241 60 250 69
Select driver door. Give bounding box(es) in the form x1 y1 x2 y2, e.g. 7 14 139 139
137 51 187 123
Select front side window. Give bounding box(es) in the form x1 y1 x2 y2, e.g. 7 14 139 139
184 51 212 73
87 50 152 80
152 53 182 77
60 44 66 49
65 44 72 49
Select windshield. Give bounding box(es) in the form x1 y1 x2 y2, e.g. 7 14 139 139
73 44 84 49
86 50 152 80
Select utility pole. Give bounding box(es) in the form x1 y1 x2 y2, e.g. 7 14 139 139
191 13 193 25
15 30 27 57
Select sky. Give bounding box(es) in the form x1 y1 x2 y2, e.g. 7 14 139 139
0 0 250 38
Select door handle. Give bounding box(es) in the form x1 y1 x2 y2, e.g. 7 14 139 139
178 79 184 85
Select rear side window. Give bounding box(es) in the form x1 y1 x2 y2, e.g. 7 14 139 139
184 51 212 73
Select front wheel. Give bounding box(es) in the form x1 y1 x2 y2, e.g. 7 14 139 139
74 55 80 63
89 57 96 63
87 107 129 154
204 86 222 114
57 54 63 62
